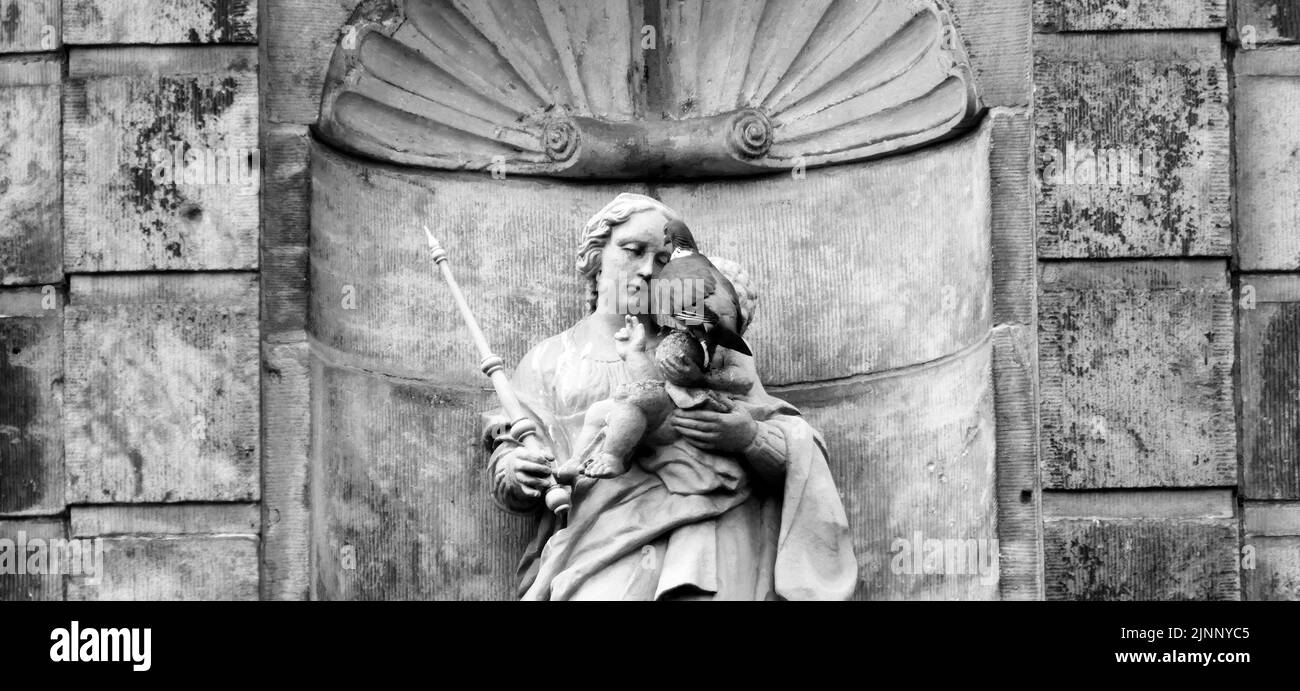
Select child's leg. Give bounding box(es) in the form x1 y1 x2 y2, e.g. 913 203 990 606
585 385 677 478
583 401 649 478
555 398 616 482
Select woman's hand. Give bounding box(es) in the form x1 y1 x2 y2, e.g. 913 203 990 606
501 446 555 499
670 396 758 454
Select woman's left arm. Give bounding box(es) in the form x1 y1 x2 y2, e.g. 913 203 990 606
739 418 789 484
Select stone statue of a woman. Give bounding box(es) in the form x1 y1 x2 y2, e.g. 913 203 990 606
482 193 857 600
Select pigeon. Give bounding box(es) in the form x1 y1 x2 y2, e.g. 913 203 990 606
651 220 752 366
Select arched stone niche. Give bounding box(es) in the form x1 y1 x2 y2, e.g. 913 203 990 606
309 0 999 600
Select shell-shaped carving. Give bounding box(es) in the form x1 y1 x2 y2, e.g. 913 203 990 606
317 0 981 178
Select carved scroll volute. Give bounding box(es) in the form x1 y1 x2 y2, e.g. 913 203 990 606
729 110 774 159
315 0 981 179
541 119 578 163
540 109 774 178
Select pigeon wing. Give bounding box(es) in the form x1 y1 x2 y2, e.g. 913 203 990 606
653 255 718 328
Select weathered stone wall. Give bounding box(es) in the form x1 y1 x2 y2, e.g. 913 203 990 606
258 0 361 603
1234 21 1300 597
1033 0 1298 601
1 1 261 600
6 0 1299 601
2 0 1037 602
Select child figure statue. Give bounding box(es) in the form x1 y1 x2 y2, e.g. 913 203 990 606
555 317 754 481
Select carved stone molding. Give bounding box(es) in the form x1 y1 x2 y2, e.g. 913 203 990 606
315 0 982 178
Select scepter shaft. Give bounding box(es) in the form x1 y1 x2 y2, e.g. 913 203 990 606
423 227 571 516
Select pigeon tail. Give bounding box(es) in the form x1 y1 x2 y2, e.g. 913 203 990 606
707 323 752 357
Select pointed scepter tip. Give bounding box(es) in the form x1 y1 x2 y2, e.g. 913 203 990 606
423 225 448 264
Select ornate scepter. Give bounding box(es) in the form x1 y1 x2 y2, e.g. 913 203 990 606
423 227 572 517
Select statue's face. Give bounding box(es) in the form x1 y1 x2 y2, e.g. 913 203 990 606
596 209 673 315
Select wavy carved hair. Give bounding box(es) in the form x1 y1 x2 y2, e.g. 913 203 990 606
576 193 682 313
